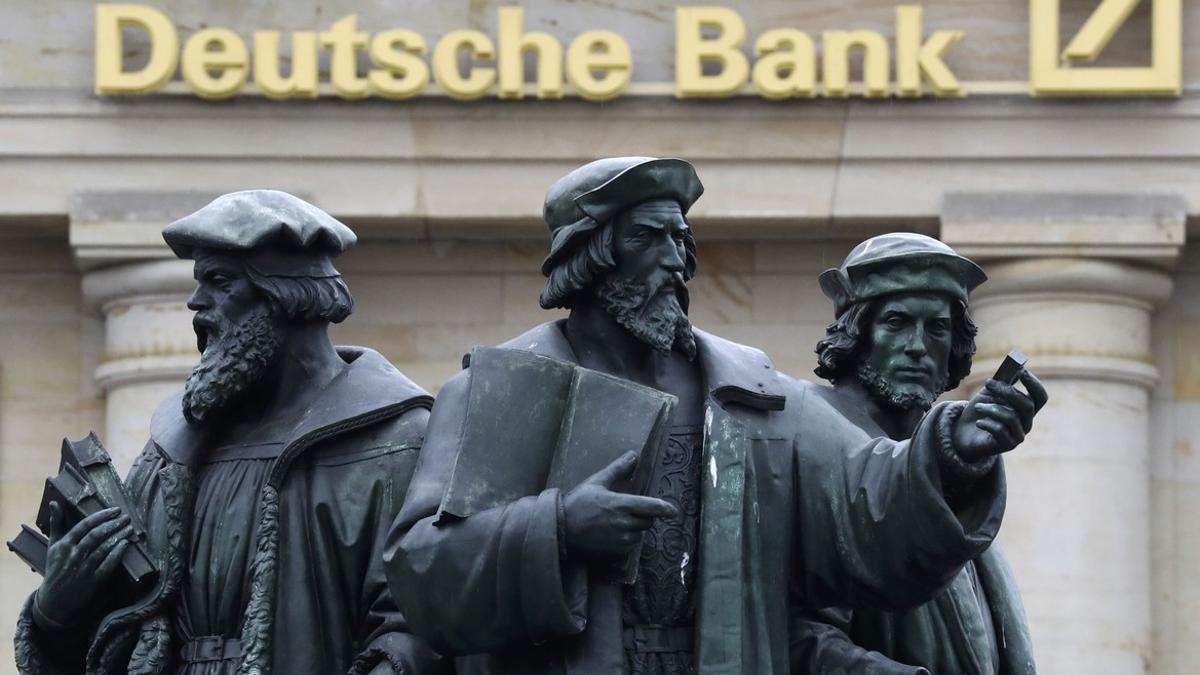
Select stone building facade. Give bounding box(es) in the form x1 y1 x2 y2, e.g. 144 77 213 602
0 1 1197 673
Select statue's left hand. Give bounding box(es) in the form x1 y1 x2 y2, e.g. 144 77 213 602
365 662 398 675
953 369 1048 462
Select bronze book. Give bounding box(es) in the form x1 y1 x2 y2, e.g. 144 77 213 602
6 433 158 584
438 347 677 582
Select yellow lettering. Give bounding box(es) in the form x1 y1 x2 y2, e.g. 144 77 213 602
565 31 632 101
94 4 178 95
822 30 889 98
497 7 563 99
1030 0 1181 96
675 7 749 98
253 31 318 99
368 30 429 100
181 28 248 100
895 6 963 97
432 30 496 101
321 15 370 99
751 29 816 99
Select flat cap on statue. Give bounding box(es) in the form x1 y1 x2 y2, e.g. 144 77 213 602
819 232 987 317
541 157 704 275
162 190 356 277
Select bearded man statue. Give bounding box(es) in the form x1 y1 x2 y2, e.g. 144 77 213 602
383 159 1046 675
15 190 446 675
791 233 1038 675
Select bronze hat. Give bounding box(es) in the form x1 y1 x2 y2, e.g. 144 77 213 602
819 232 986 317
162 190 356 277
541 157 704 275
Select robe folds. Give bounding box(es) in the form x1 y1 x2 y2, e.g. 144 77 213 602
15 347 447 675
790 383 1036 675
383 320 1008 675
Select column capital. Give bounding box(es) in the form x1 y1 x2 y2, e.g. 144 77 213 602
68 190 217 270
81 258 196 313
940 191 1186 268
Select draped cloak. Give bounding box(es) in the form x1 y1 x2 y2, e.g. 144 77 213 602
789 384 1036 675
383 321 1009 675
15 347 447 675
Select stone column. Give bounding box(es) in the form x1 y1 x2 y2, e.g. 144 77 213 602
942 193 1185 675
71 192 210 471
81 260 196 470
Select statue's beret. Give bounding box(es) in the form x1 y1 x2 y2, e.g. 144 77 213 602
541 157 704 275
162 190 356 277
819 232 986 317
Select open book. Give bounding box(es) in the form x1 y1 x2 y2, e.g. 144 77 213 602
6 433 157 584
438 347 677 582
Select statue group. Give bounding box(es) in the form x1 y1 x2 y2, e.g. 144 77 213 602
13 157 1046 675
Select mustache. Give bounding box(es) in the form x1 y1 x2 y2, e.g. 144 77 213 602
649 272 690 314
192 315 220 353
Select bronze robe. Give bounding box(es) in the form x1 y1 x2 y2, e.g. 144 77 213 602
790 384 1036 675
15 347 446 675
384 321 1008 675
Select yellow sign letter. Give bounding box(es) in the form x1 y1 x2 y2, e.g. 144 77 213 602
181 28 249 100
566 31 632 102
675 7 749 98
497 7 563 99
751 29 816 100
432 30 497 101
895 6 963 97
94 4 178 95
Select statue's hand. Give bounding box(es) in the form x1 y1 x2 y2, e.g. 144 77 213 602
562 452 679 561
35 503 133 627
953 369 1048 462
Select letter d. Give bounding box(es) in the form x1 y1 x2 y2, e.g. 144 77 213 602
95 4 178 95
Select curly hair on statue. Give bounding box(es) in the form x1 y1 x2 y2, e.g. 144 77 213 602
813 296 978 390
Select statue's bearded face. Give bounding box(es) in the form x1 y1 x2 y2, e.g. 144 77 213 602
182 250 283 426
857 293 953 412
595 199 696 359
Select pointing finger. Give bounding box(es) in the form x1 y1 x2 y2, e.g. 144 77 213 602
582 452 638 489
617 495 679 520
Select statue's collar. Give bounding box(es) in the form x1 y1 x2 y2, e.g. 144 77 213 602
150 346 432 468
495 320 786 412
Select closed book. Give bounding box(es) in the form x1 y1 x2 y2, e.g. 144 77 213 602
438 347 677 582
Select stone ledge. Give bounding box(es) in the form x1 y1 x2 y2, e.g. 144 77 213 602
941 192 1187 267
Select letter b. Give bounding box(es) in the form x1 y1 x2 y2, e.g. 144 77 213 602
675 7 749 98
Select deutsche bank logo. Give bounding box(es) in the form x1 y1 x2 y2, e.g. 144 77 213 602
1030 0 1181 95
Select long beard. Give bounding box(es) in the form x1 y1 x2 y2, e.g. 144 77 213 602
596 276 697 360
855 362 947 413
182 307 282 426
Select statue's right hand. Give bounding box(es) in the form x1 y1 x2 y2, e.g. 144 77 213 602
35 503 133 627
562 452 679 560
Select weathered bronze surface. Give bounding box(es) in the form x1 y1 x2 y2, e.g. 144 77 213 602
791 233 1041 675
13 190 445 675
382 159 1047 675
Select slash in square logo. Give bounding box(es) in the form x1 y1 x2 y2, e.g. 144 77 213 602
1030 0 1181 95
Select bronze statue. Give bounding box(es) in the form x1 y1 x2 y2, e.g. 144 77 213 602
382 157 1047 674
791 233 1038 675
14 191 445 675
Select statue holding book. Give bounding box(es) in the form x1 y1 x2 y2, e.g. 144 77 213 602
790 233 1039 675
383 157 1048 674
13 191 445 675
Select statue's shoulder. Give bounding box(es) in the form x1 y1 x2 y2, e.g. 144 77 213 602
304 348 433 466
